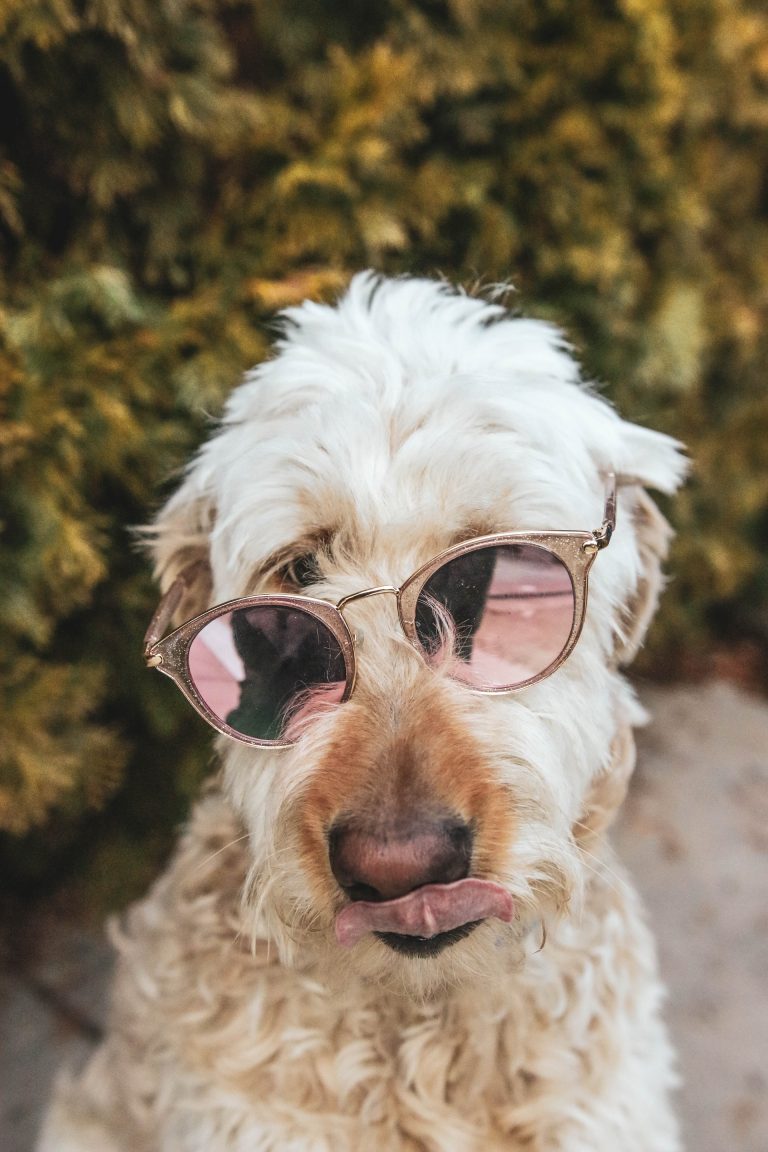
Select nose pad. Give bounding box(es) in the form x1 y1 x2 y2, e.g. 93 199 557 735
329 816 473 903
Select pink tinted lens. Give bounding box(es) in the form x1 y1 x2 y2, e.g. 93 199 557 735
188 605 347 742
415 543 575 689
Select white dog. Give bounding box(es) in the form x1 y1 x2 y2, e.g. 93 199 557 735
40 274 686 1151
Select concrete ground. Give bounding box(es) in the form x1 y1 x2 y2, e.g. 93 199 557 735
1 680 766 1151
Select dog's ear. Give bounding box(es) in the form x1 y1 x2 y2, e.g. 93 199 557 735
614 485 673 665
614 422 687 666
144 479 215 622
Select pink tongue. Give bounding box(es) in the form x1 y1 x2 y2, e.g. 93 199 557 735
335 878 514 949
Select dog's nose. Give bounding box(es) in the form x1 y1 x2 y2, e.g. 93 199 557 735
329 816 473 902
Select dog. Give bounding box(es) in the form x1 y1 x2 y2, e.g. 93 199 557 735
40 273 686 1151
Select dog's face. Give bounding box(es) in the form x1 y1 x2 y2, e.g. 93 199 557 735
150 275 684 996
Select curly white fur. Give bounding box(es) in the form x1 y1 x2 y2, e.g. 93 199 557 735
39 274 686 1151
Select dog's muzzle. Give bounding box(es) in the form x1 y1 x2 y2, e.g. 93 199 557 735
329 814 514 953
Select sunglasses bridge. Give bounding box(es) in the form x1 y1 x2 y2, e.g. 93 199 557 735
335 585 400 613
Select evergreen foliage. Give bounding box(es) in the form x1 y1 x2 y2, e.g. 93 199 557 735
1 0 767 889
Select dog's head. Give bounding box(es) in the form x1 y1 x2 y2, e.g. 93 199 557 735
147 274 685 995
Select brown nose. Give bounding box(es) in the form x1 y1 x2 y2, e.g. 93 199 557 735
329 815 473 902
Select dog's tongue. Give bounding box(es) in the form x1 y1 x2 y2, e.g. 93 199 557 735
335 878 513 949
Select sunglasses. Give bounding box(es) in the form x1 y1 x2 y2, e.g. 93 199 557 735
144 475 617 747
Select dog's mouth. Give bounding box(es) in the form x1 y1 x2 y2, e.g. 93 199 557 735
334 878 514 952
374 921 482 957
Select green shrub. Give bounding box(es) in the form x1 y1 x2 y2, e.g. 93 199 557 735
1 0 766 895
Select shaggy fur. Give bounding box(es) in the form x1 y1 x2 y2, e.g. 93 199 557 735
40 274 686 1151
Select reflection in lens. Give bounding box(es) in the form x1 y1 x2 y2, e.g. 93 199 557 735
415 544 575 688
188 605 346 741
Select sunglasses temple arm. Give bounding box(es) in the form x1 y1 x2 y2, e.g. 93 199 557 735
593 471 617 550
143 564 201 662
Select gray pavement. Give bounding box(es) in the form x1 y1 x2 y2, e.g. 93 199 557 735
2 680 767 1152
614 682 768 1152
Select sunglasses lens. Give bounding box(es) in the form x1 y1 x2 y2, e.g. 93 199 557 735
415 543 575 689
188 605 347 742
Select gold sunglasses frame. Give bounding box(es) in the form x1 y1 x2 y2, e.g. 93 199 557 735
144 474 617 747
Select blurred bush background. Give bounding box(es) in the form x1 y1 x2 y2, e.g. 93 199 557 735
1 0 767 907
